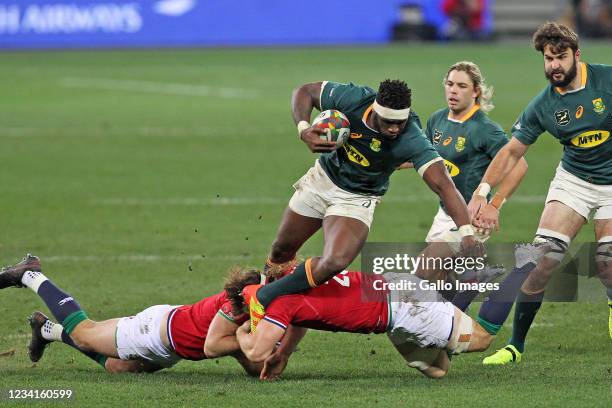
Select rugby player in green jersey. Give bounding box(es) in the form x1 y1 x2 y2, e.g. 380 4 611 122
468 22 612 365
423 61 528 242
245 79 483 331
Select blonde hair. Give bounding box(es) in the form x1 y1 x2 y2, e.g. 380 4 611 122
444 61 494 113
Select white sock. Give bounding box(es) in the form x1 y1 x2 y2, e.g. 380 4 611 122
21 270 48 293
41 320 64 342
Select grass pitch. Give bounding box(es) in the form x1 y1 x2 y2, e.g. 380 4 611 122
1 43 611 407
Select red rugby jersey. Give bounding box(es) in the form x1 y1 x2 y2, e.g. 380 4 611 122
264 271 390 334
168 291 247 361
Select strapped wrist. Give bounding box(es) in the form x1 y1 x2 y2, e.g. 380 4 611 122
297 120 310 137
474 183 491 198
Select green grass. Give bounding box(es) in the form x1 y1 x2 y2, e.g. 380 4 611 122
1 44 611 407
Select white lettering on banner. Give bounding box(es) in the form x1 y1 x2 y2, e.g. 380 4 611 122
0 6 20 33
0 3 143 34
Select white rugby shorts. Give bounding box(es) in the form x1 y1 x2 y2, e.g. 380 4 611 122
116 304 182 368
546 164 612 220
384 273 455 349
288 160 381 228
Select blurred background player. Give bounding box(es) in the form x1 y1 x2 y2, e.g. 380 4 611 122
248 79 483 330
469 22 612 364
0 254 262 375
423 61 528 241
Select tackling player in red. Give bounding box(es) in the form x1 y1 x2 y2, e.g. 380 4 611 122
229 267 496 379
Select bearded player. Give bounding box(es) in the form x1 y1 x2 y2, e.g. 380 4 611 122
0 254 263 375
248 79 483 331
467 22 612 365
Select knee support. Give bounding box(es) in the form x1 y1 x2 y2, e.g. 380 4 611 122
533 229 571 262
596 236 612 264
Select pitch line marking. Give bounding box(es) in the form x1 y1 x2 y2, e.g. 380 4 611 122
44 254 252 262
96 195 547 206
59 77 260 99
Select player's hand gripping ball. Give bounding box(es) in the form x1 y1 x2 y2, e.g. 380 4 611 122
311 110 351 148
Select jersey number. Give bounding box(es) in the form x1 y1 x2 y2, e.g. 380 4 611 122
324 270 350 287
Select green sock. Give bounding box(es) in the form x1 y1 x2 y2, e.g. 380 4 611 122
476 316 502 335
257 261 313 307
509 291 544 353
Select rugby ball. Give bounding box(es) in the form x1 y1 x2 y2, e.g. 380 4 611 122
311 110 351 147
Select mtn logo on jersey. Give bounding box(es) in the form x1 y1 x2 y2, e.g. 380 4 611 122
554 109 571 126
343 144 370 167
443 160 460 177
570 130 610 148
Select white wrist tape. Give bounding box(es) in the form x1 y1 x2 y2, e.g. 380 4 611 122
475 183 491 198
297 120 310 136
458 224 475 237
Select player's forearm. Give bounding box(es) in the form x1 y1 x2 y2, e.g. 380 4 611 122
277 325 307 356
291 82 322 124
203 335 240 359
440 187 471 228
492 157 528 204
423 162 471 227
480 138 528 189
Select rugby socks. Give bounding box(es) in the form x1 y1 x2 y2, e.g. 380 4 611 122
38 318 107 367
41 319 63 341
451 289 478 312
509 291 544 353
257 259 314 308
21 272 88 335
475 263 533 335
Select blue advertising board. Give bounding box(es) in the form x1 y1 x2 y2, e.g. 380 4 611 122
0 0 403 48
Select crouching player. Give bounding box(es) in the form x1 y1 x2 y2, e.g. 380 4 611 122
0 254 262 375
230 267 496 379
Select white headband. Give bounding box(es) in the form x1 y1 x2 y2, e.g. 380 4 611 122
372 100 410 120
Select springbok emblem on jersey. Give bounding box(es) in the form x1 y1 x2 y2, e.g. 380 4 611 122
370 138 381 152
592 98 606 114
455 136 466 152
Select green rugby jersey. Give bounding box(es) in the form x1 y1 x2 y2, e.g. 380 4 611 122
425 106 508 208
512 62 612 185
319 81 440 196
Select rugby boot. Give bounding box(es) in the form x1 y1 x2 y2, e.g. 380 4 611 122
242 284 265 333
0 254 41 289
482 344 522 365
28 311 52 363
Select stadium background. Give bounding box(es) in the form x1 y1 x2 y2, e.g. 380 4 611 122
1 0 611 406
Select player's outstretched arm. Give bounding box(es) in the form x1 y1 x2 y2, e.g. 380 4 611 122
203 312 242 358
472 157 528 233
468 139 529 220
236 320 285 363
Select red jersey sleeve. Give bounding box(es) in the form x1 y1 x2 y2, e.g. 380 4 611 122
218 299 248 325
262 296 300 330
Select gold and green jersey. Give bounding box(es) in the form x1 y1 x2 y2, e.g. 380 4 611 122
512 62 612 185
425 106 508 208
319 81 440 196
